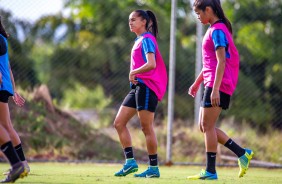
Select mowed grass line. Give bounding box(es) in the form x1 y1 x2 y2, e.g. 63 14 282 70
0 163 281 184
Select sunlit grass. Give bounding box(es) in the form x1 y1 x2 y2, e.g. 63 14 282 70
0 162 281 184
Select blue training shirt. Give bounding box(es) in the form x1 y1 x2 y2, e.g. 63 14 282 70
141 37 156 62
136 32 156 84
212 29 230 59
0 34 13 95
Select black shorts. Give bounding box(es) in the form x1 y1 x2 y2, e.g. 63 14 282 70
0 90 12 103
201 87 231 110
122 83 158 112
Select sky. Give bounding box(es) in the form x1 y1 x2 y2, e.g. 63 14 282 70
0 0 64 22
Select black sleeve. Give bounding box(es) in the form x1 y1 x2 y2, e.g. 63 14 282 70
0 36 7 56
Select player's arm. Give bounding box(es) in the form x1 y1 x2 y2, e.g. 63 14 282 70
211 29 228 107
213 47 226 91
9 64 25 107
129 38 156 84
129 53 156 84
130 52 156 75
9 64 16 91
188 69 203 97
194 69 204 86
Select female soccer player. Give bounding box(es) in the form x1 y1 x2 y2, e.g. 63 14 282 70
114 10 167 178
187 0 254 180
0 16 29 183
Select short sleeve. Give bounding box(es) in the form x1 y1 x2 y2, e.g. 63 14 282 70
142 38 156 54
212 29 228 50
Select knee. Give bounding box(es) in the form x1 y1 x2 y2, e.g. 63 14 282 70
198 124 204 133
113 119 120 130
113 118 124 131
141 127 149 136
141 125 152 136
200 121 213 133
1 120 12 132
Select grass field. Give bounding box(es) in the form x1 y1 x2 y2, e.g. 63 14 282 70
0 162 281 184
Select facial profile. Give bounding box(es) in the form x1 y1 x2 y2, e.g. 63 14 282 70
128 11 146 34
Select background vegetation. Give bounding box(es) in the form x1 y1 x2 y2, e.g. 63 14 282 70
0 0 281 165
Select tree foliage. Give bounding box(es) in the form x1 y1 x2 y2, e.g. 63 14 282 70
1 0 281 129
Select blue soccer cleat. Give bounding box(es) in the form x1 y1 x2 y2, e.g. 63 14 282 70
187 169 218 180
134 166 160 178
238 148 254 178
114 159 138 176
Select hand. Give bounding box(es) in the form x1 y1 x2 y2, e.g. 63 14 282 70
129 72 138 85
12 92 25 107
210 89 220 107
188 83 200 98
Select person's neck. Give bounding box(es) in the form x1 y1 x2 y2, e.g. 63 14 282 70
210 17 220 26
136 30 147 37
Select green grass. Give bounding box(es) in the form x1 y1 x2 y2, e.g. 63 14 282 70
0 163 281 184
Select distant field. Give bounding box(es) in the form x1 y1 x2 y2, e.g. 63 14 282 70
0 162 281 184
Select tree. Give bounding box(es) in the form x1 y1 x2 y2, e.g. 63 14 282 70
224 0 282 129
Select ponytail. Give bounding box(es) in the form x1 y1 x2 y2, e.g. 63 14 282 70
193 0 232 34
213 0 232 34
0 17 8 38
134 10 159 38
146 10 158 38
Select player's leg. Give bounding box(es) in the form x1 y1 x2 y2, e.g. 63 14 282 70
114 89 138 176
134 110 160 178
214 90 245 155
203 107 221 178
188 87 220 180
3 118 30 176
217 128 245 157
188 106 221 180
215 89 254 178
114 106 138 176
138 110 157 155
217 128 254 177
133 83 160 178
0 99 26 183
114 106 136 149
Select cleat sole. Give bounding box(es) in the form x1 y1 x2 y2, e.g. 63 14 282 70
238 151 254 178
115 168 138 177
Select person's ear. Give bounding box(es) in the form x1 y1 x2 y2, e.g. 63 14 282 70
205 6 213 14
142 19 147 27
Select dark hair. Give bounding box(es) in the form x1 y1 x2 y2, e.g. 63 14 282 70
134 10 159 38
0 17 8 38
193 0 232 33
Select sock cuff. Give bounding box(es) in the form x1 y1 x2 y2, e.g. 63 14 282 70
124 147 133 151
149 165 158 168
224 138 233 146
1 141 13 150
149 154 158 157
207 152 217 155
14 144 22 150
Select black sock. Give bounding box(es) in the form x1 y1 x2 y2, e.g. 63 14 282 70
1 141 21 165
149 154 158 166
206 152 216 174
15 144 26 161
124 147 134 159
224 139 245 157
